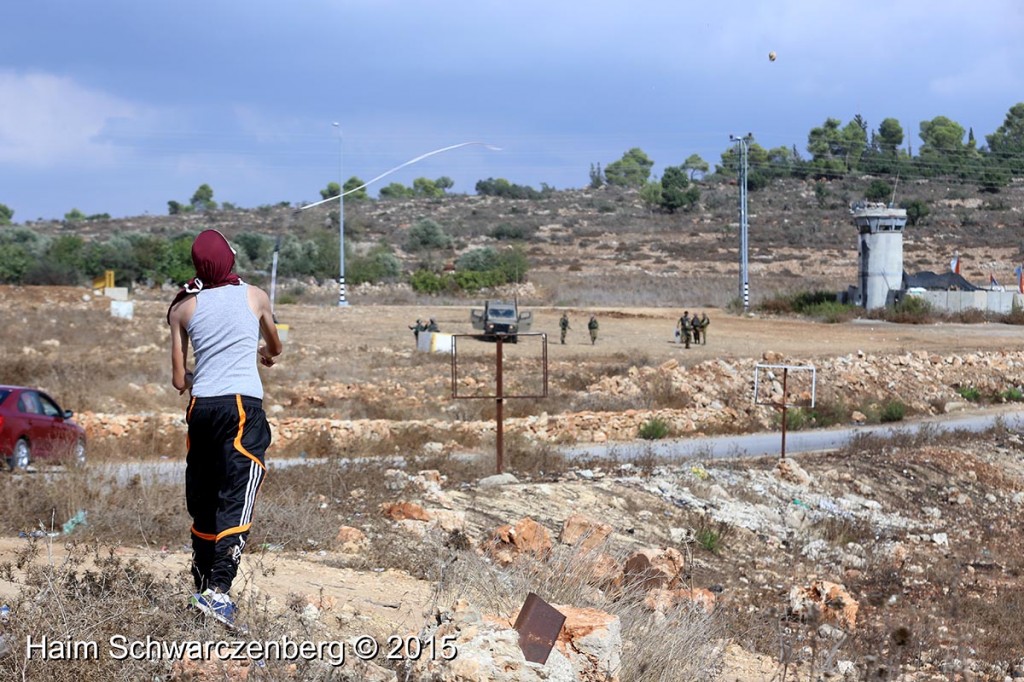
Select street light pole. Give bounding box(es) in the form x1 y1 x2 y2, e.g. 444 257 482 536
297 141 500 306
730 133 753 312
332 122 348 307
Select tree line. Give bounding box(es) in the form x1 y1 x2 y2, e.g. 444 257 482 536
2 103 1020 227
0 216 528 295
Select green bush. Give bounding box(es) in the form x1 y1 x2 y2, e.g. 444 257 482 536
0 243 33 283
999 387 1024 402
757 290 854 321
900 199 930 226
780 408 811 431
348 245 402 285
876 295 935 324
864 179 893 202
695 527 723 553
491 223 535 241
957 386 982 402
405 219 453 252
879 400 906 423
800 300 857 323
637 418 670 440
409 269 452 295
453 269 506 291
456 247 501 272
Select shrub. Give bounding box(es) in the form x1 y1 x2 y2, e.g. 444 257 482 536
1000 387 1024 402
348 244 402 285
879 400 906 423
900 199 930 226
409 269 452 295
780 407 811 431
452 269 505 291
0 243 32 283
405 219 453 251
958 386 982 402
876 295 935 324
456 247 501 272
865 179 893 202
491 223 535 241
695 526 724 553
638 418 670 440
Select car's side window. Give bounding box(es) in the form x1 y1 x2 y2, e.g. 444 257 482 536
38 395 61 418
17 392 41 414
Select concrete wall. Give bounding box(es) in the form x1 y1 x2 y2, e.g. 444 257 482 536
915 290 1024 314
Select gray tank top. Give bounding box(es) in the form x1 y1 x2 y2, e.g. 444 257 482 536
187 283 263 399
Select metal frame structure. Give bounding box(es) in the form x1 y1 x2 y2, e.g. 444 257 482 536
451 332 548 474
753 363 816 458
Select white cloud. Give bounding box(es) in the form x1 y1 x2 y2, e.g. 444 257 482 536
0 70 140 166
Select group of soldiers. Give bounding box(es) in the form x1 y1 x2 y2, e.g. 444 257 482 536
408 317 440 342
676 311 710 348
407 311 708 349
559 313 599 345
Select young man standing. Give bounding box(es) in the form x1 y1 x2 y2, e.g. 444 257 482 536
167 229 283 628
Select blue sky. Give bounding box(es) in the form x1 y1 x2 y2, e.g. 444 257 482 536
2 1 1022 222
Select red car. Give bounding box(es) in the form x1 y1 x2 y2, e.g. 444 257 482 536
0 386 86 469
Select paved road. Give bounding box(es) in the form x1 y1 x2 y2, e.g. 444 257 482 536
93 407 1024 484
561 406 1024 462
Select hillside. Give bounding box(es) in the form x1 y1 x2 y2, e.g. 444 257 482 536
12 175 1024 308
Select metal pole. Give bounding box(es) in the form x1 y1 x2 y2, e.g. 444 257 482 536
333 122 348 307
269 236 281 313
740 136 750 311
495 336 504 474
780 368 788 459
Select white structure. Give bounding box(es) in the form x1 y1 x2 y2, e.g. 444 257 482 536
851 202 908 309
417 332 453 354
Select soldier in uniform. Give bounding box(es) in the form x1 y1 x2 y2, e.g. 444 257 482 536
587 315 599 345
679 311 692 349
691 312 702 345
559 313 570 344
699 312 710 345
408 319 425 343
426 318 440 332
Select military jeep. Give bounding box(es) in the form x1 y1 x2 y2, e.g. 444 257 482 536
470 300 533 340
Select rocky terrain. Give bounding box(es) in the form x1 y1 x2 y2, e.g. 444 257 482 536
3 174 1024 680
3 282 1024 680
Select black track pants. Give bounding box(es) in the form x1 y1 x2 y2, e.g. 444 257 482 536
185 395 270 593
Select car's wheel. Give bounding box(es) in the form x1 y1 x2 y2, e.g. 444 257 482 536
73 439 86 465
9 439 30 471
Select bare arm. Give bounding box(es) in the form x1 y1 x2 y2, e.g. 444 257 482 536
168 303 194 394
250 286 283 366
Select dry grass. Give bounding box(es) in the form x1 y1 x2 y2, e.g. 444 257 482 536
0 539 348 681
431 539 724 681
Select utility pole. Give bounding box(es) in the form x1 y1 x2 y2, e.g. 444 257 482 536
332 122 348 307
730 133 753 312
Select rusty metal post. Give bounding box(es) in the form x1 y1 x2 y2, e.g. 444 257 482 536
495 335 504 474
780 367 789 459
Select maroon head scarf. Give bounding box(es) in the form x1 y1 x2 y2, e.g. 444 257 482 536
166 229 242 323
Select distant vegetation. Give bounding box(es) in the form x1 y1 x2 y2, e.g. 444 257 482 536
0 103 1022 294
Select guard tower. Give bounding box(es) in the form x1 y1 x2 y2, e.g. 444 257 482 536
851 202 908 309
